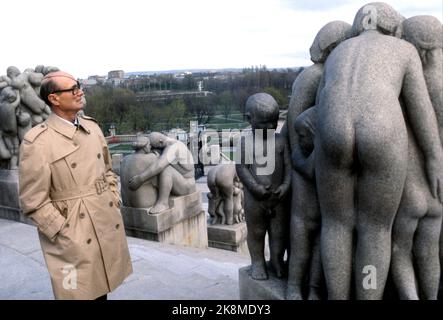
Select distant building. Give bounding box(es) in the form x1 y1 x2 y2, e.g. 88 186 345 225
81 79 97 87
108 70 125 79
88 75 106 84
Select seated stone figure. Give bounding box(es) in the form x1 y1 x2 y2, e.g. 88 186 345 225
207 163 244 225
120 135 159 209
128 132 196 214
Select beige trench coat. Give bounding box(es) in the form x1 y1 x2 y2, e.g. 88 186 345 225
19 113 132 299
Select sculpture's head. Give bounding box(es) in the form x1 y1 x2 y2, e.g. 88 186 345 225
6 66 21 79
133 135 151 154
0 86 18 104
310 20 352 63
352 2 404 38
147 132 168 149
403 15 442 65
245 93 279 137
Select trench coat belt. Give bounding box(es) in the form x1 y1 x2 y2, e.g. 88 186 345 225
50 176 109 201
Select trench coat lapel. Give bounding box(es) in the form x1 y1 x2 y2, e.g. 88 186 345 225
46 113 77 140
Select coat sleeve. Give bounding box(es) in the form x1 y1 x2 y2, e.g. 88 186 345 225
98 130 121 206
19 140 66 241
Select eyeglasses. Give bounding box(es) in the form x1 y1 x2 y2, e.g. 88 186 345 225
52 81 82 95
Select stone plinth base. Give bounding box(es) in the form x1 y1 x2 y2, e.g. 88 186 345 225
239 264 286 300
0 170 31 224
207 222 248 253
121 191 208 248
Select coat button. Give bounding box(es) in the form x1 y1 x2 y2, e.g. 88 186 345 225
109 201 114 207
86 238 92 244
73 142 78 147
62 208 68 215
97 153 101 159
40 124 45 128
65 223 70 228
79 212 85 219
71 162 77 169
115 224 120 229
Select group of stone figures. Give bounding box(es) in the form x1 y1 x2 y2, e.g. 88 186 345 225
237 2 443 300
0 65 59 169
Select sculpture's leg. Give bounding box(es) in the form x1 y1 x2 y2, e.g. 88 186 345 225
414 209 442 300
150 166 196 214
269 203 288 279
354 131 407 300
316 148 355 300
287 172 320 299
307 232 323 300
244 193 268 280
391 205 420 300
222 194 234 225
440 219 443 299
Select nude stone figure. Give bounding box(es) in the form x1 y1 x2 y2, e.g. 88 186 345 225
128 132 196 214
0 87 20 169
315 2 443 299
236 93 291 280
6 66 46 119
285 21 351 300
120 135 159 209
207 163 244 225
390 15 443 300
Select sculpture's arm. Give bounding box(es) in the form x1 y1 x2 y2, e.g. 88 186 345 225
274 138 292 199
236 163 270 199
235 136 270 199
403 48 443 201
137 146 175 182
292 146 315 180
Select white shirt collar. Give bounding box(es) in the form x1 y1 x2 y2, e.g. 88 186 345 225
54 113 78 126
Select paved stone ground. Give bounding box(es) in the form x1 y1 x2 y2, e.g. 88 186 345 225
0 218 250 300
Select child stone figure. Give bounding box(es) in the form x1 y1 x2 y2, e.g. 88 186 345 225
236 93 291 280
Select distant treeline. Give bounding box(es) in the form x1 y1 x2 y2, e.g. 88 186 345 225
84 66 304 135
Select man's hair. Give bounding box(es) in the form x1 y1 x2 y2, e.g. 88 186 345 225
40 77 59 107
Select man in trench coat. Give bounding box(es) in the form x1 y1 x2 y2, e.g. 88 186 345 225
19 71 132 300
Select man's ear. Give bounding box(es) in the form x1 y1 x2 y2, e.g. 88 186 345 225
48 93 59 107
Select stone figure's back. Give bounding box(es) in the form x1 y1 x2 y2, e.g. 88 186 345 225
120 153 158 208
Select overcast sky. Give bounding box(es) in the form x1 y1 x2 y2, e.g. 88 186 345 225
1 0 441 79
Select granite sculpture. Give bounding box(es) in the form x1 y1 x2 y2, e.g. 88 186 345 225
390 15 443 300
127 132 197 214
0 65 58 169
239 2 443 301
285 20 352 300
315 2 443 300
207 163 245 225
236 93 291 280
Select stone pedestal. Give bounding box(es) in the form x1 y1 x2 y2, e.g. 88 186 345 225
239 264 286 300
207 222 248 253
121 191 208 248
0 169 31 224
